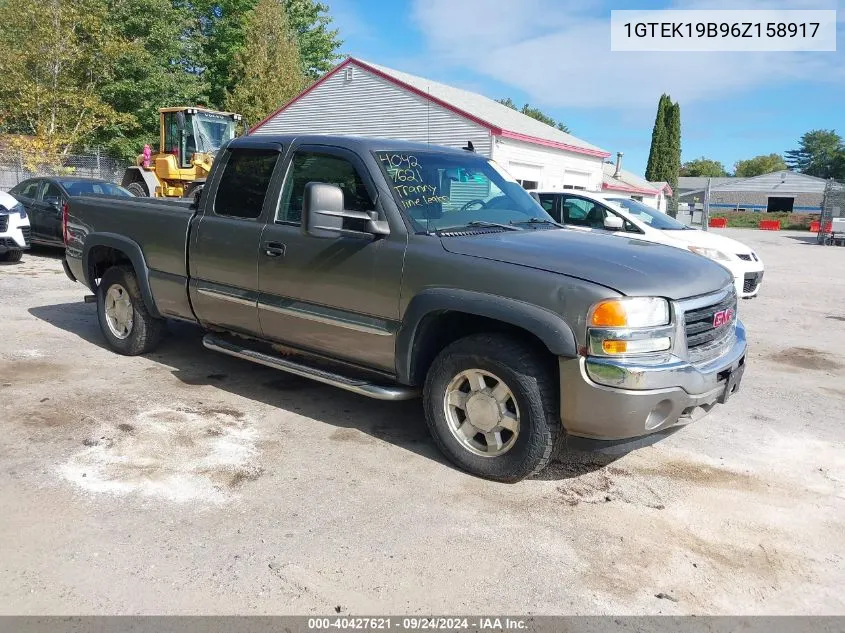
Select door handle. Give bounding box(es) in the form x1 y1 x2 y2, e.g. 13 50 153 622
263 241 285 258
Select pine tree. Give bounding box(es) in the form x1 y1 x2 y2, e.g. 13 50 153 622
224 0 306 126
645 94 681 216
665 101 681 216
645 94 670 182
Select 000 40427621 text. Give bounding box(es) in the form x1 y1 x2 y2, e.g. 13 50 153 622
376 153 450 210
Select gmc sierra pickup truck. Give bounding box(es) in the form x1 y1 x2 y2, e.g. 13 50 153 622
63 135 747 482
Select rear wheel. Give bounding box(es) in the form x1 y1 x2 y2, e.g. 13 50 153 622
0 249 23 262
126 181 148 197
97 265 164 355
423 333 560 482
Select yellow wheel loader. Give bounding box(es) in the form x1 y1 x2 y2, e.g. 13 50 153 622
122 107 244 199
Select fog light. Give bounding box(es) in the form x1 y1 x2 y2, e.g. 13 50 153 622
601 337 671 355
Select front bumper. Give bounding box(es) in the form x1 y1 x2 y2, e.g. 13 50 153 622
560 320 747 442
0 223 30 253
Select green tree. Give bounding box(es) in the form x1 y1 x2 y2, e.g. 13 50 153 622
94 0 207 160
496 99 570 133
785 130 844 179
0 0 129 165
665 101 681 214
646 95 681 215
680 157 727 177
195 0 341 108
285 0 343 78
734 153 787 178
645 94 670 183
224 0 305 125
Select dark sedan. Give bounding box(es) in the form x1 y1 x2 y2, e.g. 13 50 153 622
9 177 133 246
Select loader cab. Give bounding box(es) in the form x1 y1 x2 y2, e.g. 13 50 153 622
160 108 241 169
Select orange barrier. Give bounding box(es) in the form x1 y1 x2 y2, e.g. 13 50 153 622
810 221 831 232
759 220 781 231
708 217 728 228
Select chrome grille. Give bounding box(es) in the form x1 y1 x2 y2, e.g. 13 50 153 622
0 215 7 232
684 291 736 355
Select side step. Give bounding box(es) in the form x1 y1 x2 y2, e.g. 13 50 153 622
202 333 419 401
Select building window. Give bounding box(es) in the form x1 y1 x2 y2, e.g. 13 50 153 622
516 179 538 190
562 185 587 190
632 195 643 202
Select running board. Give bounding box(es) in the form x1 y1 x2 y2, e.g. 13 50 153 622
202 333 419 401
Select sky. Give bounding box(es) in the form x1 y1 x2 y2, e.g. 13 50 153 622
327 0 844 176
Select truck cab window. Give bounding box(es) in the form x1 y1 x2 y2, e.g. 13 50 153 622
213 149 279 219
278 152 374 225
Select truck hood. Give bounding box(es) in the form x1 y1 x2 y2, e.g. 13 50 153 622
439 229 733 300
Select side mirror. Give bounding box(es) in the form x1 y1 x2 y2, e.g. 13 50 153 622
603 215 624 230
302 182 390 239
44 196 61 210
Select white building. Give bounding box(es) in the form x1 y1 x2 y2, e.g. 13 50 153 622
251 57 610 191
601 153 672 212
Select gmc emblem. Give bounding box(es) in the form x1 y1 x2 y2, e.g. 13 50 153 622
713 308 735 328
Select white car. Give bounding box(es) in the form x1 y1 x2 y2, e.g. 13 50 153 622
530 190 764 299
0 190 31 262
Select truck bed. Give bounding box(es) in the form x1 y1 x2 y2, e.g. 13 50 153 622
65 195 197 320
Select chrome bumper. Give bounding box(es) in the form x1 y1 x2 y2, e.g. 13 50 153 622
560 320 747 441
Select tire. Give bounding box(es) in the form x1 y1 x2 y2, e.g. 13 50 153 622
96 265 164 355
423 333 560 482
126 181 148 197
0 249 23 262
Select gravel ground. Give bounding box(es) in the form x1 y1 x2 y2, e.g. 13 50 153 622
0 230 843 615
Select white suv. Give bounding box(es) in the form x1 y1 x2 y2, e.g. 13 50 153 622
0 190 31 262
530 190 764 299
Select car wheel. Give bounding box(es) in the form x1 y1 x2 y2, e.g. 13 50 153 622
423 333 560 482
97 265 164 355
126 181 148 197
0 249 23 262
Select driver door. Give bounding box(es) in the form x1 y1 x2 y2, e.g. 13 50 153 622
257 145 406 372
37 181 66 245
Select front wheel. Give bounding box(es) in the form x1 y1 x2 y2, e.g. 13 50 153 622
126 181 148 197
0 249 23 262
96 266 164 355
423 333 560 482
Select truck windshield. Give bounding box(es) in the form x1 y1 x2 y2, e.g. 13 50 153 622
604 197 690 230
374 150 553 233
191 111 237 155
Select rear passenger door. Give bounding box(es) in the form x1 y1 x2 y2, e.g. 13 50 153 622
188 145 284 336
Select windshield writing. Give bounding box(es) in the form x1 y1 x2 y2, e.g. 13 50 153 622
375 151 550 232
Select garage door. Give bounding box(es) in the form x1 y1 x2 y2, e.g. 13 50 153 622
508 162 543 189
563 170 590 190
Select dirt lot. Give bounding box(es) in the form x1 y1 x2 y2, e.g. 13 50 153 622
1 229 843 615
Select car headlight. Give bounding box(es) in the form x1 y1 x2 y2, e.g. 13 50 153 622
587 297 672 356
589 297 669 328
688 245 731 262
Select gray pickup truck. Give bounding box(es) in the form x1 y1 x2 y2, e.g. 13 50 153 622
63 135 747 482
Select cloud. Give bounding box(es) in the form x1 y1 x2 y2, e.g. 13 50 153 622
410 0 845 109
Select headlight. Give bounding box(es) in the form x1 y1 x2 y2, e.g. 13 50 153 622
13 202 26 219
688 245 731 262
589 297 669 328
588 297 672 356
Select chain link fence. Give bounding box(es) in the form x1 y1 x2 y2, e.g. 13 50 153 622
818 178 845 244
0 149 129 191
